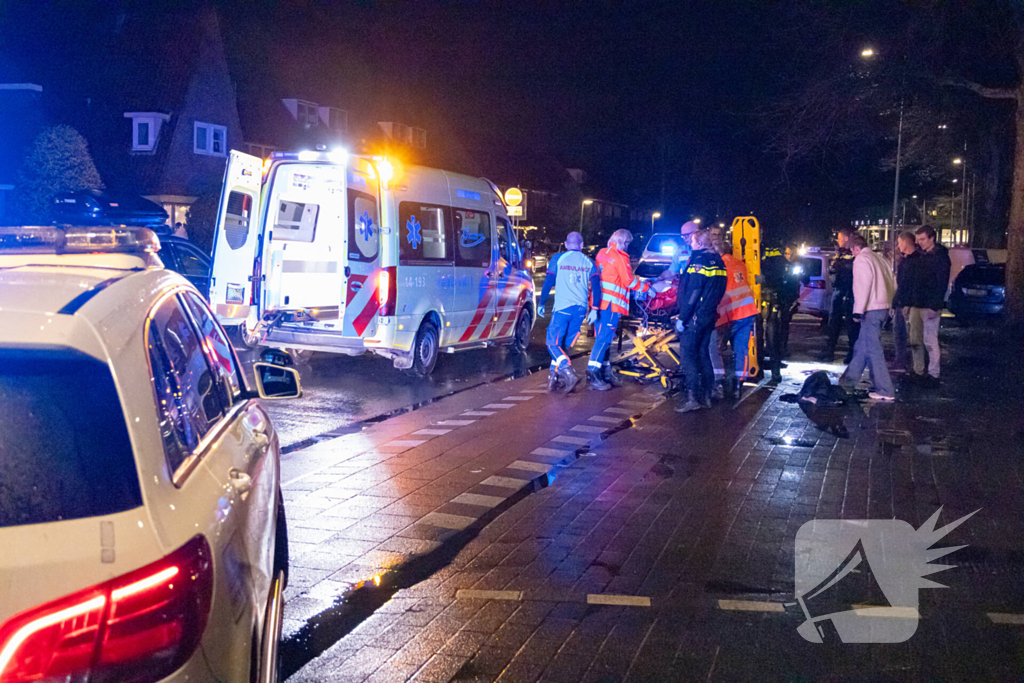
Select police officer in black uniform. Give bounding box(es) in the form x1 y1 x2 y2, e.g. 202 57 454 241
821 227 860 363
674 229 727 413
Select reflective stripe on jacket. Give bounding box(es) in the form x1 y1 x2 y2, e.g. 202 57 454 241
716 254 759 326
596 244 649 314
677 249 728 325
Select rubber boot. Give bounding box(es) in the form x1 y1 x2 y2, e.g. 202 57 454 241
559 364 581 394
587 368 611 391
602 363 623 388
722 376 737 400
710 379 726 401
675 390 702 413
546 366 562 392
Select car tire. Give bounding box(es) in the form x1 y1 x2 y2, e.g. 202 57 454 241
509 308 531 354
287 348 314 364
273 490 288 589
409 320 439 377
228 320 261 350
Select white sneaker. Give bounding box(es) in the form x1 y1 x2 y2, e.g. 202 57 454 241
868 392 895 402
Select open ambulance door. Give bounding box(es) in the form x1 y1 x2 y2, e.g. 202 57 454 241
210 150 263 327
262 161 347 322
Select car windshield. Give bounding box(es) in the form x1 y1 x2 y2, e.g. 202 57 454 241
958 265 1005 287
645 234 685 256
0 347 142 528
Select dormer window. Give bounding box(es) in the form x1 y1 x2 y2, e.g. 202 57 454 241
194 121 227 156
124 112 169 152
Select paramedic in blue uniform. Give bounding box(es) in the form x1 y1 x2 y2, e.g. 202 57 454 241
537 231 595 393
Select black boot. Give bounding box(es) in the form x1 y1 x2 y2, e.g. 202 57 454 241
675 390 702 412
602 362 622 388
699 387 713 408
587 368 611 391
710 379 726 401
546 366 562 392
559 364 581 394
722 376 737 400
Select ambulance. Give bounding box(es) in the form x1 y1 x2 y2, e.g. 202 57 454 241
208 150 535 376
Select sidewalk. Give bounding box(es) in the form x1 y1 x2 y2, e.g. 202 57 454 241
282 317 1024 682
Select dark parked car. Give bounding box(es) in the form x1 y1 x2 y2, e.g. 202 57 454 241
158 234 211 296
948 263 1005 321
52 190 169 230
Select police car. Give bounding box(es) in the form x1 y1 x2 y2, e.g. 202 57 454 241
0 226 299 683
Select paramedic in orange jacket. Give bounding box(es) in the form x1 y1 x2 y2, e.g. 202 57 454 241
709 240 759 400
587 229 651 391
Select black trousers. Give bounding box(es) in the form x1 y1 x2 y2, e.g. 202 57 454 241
680 320 716 397
826 291 860 358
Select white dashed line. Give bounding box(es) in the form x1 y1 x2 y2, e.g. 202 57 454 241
413 428 452 436
520 389 548 394
532 447 572 458
851 606 919 619
717 600 785 612
587 594 651 607
988 613 1024 625
503 395 534 401
508 460 551 473
385 440 428 448
437 420 476 427
588 415 622 424
462 411 496 417
571 425 606 434
480 475 530 489
603 407 634 415
553 435 591 445
457 589 523 601
483 403 515 409
451 492 506 508
419 512 478 530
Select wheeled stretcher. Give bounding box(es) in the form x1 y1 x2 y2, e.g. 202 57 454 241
613 279 682 393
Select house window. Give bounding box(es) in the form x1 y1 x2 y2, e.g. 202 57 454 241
297 100 318 127
194 122 227 156
125 112 167 152
411 127 427 149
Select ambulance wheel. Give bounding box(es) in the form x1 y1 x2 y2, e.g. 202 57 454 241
410 321 439 377
228 319 260 350
509 309 531 354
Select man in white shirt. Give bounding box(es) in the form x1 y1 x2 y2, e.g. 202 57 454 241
840 234 896 401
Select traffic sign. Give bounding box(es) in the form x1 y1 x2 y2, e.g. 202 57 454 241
504 187 523 206
507 206 523 217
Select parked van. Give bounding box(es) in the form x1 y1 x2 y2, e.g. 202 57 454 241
209 150 535 375
796 247 834 318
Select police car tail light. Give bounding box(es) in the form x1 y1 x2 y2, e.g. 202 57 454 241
808 280 826 289
0 536 212 683
378 266 397 317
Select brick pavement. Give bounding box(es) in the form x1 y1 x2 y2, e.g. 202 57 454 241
285 318 1024 681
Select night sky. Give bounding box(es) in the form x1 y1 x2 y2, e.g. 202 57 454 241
2 1 1018 245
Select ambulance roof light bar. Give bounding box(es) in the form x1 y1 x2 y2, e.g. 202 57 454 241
269 148 349 165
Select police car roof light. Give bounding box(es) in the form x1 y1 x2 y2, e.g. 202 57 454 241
0 226 161 255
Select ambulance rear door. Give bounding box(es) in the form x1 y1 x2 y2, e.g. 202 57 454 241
209 150 263 319
264 162 347 319
342 157 381 337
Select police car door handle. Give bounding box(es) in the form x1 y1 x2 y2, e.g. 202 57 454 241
228 468 253 493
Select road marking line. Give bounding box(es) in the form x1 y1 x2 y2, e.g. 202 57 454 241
419 512 478 530
571 424 606 433
618 400 654 408
520 389 548 394
480 475 530 489
483 403 515 409
457 589 523 601
413 428 452 436
508 460 552 473
503 395 534 401
851 606 919 619
988 613 1024 625
588 415 622 424
532 447 572 458
385 439 428 448
717 600 785 612
587 594 651 607
462 411 496 417
437 420 475 426
603 407 634 415
553 435 591 445
451 492 506 508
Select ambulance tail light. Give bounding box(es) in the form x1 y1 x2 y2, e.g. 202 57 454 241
0 536 213 683
378 266 397 317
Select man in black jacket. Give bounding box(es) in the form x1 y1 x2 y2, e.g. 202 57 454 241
891 230 919 372
820 227 860 363
675 229 728 412
909 225 951 385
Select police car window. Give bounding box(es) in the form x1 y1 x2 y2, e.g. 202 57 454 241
180 292 242 401
399 202 452 264
454 209 491 267
348 190 379 262
803 258 823 278
224 191 253 250
147 295 227 473
172 242 210 277
273 199 319 243
0 348 143 529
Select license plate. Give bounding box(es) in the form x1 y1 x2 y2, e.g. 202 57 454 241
966 288 987 297
226 284 246 304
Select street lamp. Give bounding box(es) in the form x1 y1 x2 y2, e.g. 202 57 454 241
863 45 904 265
861 47 876 58
651 211 661 235
579 199 593 232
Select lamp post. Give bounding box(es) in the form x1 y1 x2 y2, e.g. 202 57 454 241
579 199 593 233
862 46 904 266
650 211 661 236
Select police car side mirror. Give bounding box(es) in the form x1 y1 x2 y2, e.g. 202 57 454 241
253 362 302 399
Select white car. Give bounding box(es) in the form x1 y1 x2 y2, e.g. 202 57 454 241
797 248 835 318
0 227 300 683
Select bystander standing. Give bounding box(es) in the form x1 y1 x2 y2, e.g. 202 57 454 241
840 234 896 401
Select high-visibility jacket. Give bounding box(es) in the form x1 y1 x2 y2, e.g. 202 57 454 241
594 244 650 314
716 254 759 327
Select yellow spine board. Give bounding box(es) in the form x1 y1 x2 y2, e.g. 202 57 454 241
730 216 761 378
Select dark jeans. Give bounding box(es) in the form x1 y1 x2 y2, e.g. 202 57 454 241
680 319 716 397
779 298 798 354
826 291 860 360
